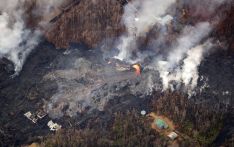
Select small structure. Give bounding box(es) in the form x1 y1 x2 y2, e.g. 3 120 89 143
140 110 146 116
24 110 47 123
24 112 38 123
47 120 62 131
167 132 178 140
155 119 168 129
36 110 47 119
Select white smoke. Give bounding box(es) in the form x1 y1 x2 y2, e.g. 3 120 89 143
0 0 65 74
166 22 211 68
157 40 213 94
156 22 212 90
0 0 41 73
152 22 214 95
114 0 229 94
115 0 176 60
153 0 229 93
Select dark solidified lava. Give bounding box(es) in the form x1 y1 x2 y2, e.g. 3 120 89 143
0 40 233 146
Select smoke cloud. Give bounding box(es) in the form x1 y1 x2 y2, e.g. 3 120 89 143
0 0 39 73
114 0 176 60
114 0 229 94
156 22 212 92
157 40 213 95
0 0 65 74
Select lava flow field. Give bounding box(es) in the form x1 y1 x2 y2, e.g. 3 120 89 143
0 41 233 146
0 0 234 146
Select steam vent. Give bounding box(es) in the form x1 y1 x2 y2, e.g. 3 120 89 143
0 0 233 146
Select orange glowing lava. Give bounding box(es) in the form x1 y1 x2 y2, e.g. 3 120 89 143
132 64 141 76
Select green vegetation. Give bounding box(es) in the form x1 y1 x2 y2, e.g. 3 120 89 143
40 109 201 147
41 110 167 147
194 122 223 145
152 92 226 146
182 121 194 134
180 120 223 145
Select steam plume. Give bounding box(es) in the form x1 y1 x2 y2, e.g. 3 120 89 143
115 0 229 94
115 0 176 60
0 0 65 74
157 40 213 94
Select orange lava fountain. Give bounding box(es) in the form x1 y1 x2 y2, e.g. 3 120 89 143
132 64 141 76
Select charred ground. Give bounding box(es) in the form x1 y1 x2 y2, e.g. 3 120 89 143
0 40 233 146
0 0 234 146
